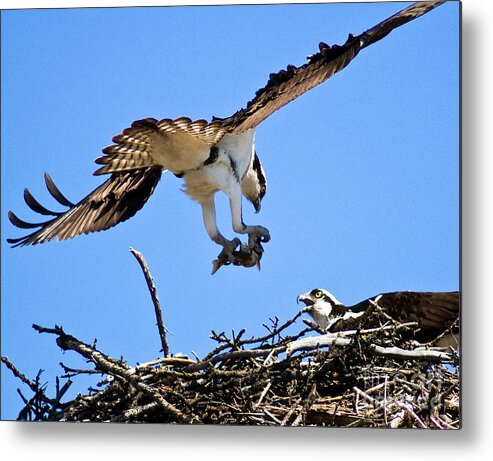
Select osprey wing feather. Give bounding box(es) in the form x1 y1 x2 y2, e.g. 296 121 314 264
7 116 225 247
224 1 445 133
94 117 228 175
7 168 162 247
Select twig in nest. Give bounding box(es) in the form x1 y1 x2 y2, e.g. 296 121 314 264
32 323 196 424
292 383 318 426
1 356 41 395
129 247 170 358
183 346 285 373
395 401 428 429
201 310 305 364
1 356 71 420
285 324 451 361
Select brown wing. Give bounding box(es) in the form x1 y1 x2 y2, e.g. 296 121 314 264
368 291 460 329
7 168 162 247
221 1 445 134
331 291 460 342
94 117 228 176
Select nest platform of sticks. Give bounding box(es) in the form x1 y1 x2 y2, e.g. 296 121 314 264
2 249 460 428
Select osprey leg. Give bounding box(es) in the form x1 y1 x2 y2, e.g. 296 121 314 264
200 195 240 262
228 184 270 251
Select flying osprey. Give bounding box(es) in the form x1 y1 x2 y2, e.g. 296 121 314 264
7 1 444 272
297 288 460 348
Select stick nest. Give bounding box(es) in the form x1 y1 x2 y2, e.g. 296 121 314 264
2 249 459 427
2 315 459 428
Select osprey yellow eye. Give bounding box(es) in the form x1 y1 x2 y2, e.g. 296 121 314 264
314 290 323 299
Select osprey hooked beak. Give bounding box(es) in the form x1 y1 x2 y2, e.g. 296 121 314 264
297 294 313 305
297 293 314 313
253 198 261 214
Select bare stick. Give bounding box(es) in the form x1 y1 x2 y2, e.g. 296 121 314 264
184 346 286 373
1 356 72 414
286 328 451 362
32 324 194 423
1 356 40 394
200 310 305 364
353 386 385 410
395 401 428 429
129 247 169 358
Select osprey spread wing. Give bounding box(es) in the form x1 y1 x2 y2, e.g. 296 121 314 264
7 2 445 271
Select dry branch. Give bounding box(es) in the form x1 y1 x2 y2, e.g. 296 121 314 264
31 324 195 423
286 328 452 362
129 247 170 358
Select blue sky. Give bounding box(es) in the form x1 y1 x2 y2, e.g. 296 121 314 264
1 1 459 421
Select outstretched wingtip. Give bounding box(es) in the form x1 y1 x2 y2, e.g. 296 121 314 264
6 237 25 247
8 210 43 229
44 172 75 207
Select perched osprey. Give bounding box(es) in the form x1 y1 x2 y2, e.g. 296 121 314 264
7 1 444 272
297 288 459 348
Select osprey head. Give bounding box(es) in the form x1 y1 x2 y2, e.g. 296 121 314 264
297 288 344 331
242 152 267 214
